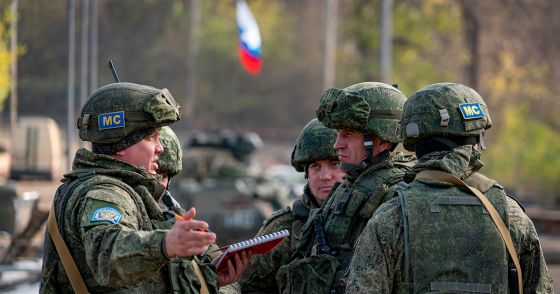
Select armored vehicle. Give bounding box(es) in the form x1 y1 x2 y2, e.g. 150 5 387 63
169 130 292 246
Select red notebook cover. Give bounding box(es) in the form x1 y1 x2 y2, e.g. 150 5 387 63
211 229 289 271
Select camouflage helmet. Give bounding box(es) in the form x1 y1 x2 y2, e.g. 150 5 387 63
157 126 182 178
291 118 339 172
77 83 181 144
401 83 492 151
316 82 406 144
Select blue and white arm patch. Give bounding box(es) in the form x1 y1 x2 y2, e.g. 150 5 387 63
91 207 123 224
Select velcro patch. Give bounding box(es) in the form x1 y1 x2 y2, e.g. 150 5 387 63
459 103 485 119
99 111 125 130
91 207 122 224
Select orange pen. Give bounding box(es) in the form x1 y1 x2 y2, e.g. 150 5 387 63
173 213 212 233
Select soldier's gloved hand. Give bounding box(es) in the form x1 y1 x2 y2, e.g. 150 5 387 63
165 208 216 258
213 249 252 287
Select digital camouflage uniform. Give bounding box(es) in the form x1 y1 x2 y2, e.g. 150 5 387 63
276 83 416 294
158 126 241 294
40 83 226 294
239 119 338 293
344 83 553 293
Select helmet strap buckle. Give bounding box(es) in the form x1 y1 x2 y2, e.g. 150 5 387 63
81 114 91 131
479 132 486 151
363 133 374 159
438 109 450 127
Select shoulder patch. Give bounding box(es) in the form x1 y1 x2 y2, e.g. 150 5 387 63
99 111 125 130
263 206 291 227
459 103 485 119
91 207 122 224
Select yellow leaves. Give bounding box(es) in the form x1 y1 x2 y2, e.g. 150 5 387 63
488 51 550 104
403 49 417 62
0 18 11 111
483 104 560 197
171 1 184 18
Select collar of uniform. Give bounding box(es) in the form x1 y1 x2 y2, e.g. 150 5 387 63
67 148 165 201
411 145 483 180
345 151 397 185
300 185 321 210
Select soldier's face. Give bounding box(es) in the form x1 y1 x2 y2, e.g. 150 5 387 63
334 129 391 172
112 131 164 174
307 160 345 200
334 129 368 169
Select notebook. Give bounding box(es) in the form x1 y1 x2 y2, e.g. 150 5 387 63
211 229 290 271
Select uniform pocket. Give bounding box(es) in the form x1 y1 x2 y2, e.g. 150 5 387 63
276 254 340 294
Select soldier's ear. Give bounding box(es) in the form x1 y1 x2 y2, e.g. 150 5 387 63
114 150 126 156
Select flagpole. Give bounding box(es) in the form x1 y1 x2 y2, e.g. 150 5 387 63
67 0 76 172
323 0 337 90
184 0 201 130
380 0 393 83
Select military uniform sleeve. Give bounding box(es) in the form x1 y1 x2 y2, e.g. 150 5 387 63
507 197 554 293
344 199 407 294
79 185 171 287
239 211 294 293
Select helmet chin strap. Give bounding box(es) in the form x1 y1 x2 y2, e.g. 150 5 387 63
340 133 392 178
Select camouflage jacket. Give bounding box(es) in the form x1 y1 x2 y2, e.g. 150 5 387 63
344 146 553 293
239 186 321 293
40 148 226 294
276 152 416 294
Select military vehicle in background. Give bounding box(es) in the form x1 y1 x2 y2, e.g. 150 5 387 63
169 130 294 246
10 117 63 181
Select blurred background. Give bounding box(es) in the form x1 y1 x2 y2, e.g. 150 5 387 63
0 0 558 291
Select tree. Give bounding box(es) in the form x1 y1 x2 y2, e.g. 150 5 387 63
0 8 11 111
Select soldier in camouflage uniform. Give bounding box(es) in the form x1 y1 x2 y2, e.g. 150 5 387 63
345 83 553 293
157 126 184 210
40 83 250 294
276 82 416 294
239 118 345 293
157 126 242 294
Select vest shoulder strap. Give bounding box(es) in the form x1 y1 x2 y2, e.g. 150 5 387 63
191 260 210 294
48 203 88 294
292 199 311 218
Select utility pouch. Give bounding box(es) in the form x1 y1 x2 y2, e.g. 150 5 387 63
169 258 219 294
276 254 340 294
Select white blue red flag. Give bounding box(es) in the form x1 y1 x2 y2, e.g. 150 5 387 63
237 0 262 74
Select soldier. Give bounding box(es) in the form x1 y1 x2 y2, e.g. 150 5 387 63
156 126 242 294
156 126 186 211
344 83 553 293
40 83 250 294
239 118 345 293
276 82 416 294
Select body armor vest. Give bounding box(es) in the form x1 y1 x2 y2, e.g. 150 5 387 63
398 172 510 293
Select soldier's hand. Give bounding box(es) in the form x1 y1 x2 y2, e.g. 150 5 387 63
213 249 252 287
165 208 216 258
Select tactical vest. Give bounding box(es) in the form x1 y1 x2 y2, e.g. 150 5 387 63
397 172 511 293
276 158 414 294
41 169 217 294
290 195 317 253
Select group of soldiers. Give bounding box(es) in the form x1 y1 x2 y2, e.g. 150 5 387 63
39 81 553 293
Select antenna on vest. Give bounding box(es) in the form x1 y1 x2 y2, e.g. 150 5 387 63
108 60 120 83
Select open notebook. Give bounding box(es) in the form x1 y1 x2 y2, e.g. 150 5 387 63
211 229 290 271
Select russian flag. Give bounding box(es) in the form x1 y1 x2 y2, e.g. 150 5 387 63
237 0 262 74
